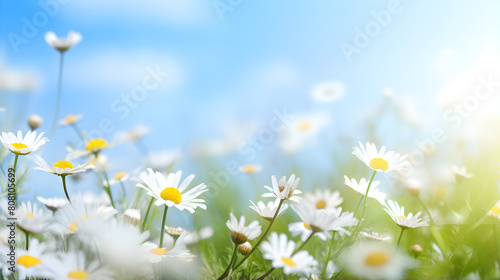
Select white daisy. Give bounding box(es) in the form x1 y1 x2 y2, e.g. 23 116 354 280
226 213 262 244
85 219 150 273
47 252 114 280
289 221 329 242
353 142 410 172
452 165 473 179
487 200 500 219
15 239 56 280
86 138 110 154
37 196 68 211
15 201 54 234
344 241 416 280
44 30 82 52
278 114 329 154
103 169 136 187
32 155 93 176
361 231 391 242
302 189 343 212
262 174 302 202
144 232 196 263
137 168 208 213
261 232 318 275
0 130 48 155
238 164 261 174
249 199 288 221
54 195 117 236
311 81 345 103
344 176 386 204
290 204 358 236
58 114 82 126
116 124 151 143
384 200 430 229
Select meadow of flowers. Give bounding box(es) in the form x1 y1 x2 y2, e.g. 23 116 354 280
2 8 500 280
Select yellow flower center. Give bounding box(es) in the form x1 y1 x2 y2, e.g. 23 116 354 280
490 206 500 214
26 212 35 218
369 158 389 171
114 172 126 180
365 252 390 266
86 139 108 151
11 143 28 150
17 255 42 268
160 187 182 204
69 222 79 234
304 222 311 230
67 270 90 279
396 215 407 220
53 160 74 169
149 248 169 255
297 121 312 132
65 115 78 124
241 165 257 173
315 200 327 209
281 257 297 267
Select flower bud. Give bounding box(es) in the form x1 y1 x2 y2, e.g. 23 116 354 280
411 244 423 256
238 242 252 255
123 209 141 226
28 114 43 130
231 231 248 245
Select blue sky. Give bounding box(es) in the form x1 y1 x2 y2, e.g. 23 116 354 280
1 0 500 199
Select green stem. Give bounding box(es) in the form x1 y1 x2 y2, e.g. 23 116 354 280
257 268 275 280
102 171 116 208
224 199 285 278
294 231 314 254
417 196 449 255
159 205 168 248
120 181 127 201
13 154 19 174
61 175 71 204
331 170 377 259
323 231 336 278
217 245 238 280
396 228 405 247
141 197 155 231
71 123 88 141
417 196 434 224
25 231 29 250
353 195 364 216
49 52 65 137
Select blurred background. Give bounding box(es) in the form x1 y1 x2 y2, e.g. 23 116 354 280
1 0 500 231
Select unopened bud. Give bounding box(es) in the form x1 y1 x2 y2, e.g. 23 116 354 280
411 244 423 256
238 242 252 255
28 114 43 130
231 231 248 245
123 209 141 226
